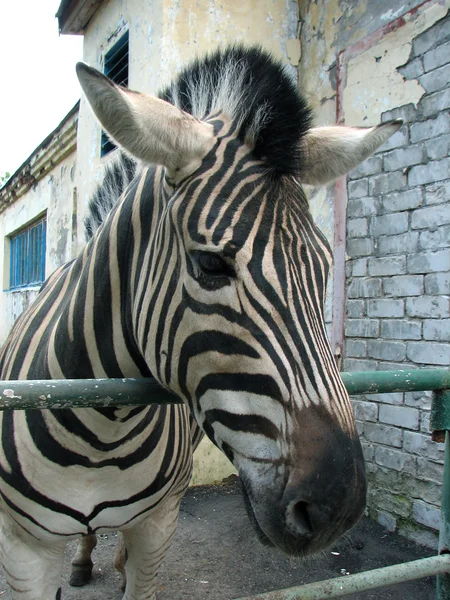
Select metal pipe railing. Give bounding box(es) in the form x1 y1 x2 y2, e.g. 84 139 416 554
438 432 450 597
340 368 450 395
0 368 448 410
0 377 180 410
234 554 450 600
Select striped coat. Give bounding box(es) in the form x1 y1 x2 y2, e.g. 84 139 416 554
0 46 401 600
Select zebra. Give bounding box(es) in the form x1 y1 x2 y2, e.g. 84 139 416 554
0 46 401 600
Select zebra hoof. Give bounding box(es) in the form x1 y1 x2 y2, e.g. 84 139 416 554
69 566 93 587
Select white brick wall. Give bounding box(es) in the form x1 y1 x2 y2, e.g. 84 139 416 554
378 405 419 429
344 11 450 549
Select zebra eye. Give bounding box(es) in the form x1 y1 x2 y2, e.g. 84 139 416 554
194 252 235 278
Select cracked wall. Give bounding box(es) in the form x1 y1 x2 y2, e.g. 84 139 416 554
343 2 448 126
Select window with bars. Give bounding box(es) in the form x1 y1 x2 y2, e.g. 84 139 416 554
9 217 46 290
101 30 129 157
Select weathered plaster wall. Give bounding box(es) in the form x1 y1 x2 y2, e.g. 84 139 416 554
298 0 448 230
298 0 433 120
0 152 77 343
159 0 299 79
76 0 300 250
342 2 448 126
298 1 447 326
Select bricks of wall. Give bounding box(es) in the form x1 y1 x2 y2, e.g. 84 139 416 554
344 12 450 548
352 390 445 548
345 16 450 368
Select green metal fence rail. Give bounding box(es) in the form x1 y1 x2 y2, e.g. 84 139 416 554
0 378 180 410
1 368 448 411
0 368 449 599
235 554 450 600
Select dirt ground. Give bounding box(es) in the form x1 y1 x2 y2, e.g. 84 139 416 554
0 478 437 600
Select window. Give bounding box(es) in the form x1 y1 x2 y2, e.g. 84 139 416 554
9 217 46 289
101 30 129 157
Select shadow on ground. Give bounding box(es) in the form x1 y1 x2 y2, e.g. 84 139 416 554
0 478 436 599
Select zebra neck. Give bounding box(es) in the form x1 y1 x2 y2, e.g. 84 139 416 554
45 169 169 381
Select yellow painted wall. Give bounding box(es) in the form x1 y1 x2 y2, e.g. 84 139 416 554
76 0 300 251
159 0 297 77
191 437 236 486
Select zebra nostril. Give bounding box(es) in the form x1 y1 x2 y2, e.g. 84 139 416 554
288 500 314 535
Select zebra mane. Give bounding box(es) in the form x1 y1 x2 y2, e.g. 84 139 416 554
84 153 137 239
160 45 312 176
85 46 312 239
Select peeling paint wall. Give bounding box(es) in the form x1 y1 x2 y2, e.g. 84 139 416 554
343 2 448 126
298 0 449 334
0 152 77 343
297 0 442 246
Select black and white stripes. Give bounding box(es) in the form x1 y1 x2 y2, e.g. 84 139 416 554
0 46 401 599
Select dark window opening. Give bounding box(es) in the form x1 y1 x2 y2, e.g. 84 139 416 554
9 217 46 289
101 30 129 157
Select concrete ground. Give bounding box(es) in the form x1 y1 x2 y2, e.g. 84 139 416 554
0 478 437 599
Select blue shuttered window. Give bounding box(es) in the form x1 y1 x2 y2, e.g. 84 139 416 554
101 31 129 157
9 217 46 289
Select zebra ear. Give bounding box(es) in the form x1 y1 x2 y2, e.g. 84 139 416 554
299 120 402 186
76 63 215 180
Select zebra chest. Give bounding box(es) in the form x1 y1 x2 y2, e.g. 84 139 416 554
0 407 193 537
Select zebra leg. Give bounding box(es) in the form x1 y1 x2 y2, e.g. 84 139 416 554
0 518 65 599
69 534 98 587
120 503 180 600
114 532 127 592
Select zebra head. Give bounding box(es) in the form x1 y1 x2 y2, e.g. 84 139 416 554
77 48 401 556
